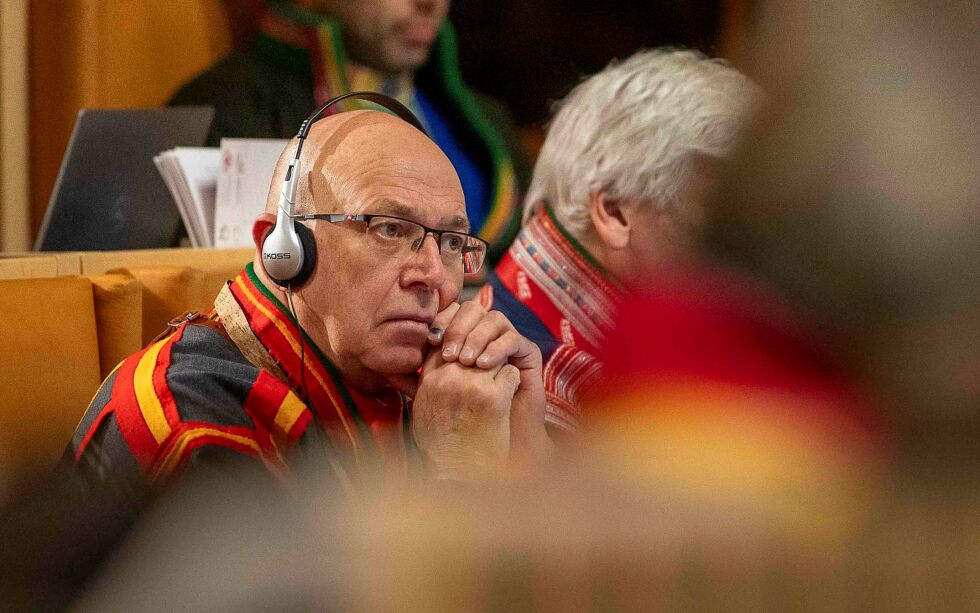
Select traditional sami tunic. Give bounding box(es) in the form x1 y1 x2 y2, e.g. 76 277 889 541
169 1 527 262
66 263 409 500
477 206 626 432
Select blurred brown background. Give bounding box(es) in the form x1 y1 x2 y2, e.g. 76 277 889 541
0 0 751 252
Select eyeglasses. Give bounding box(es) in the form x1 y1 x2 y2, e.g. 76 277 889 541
291 213 489 274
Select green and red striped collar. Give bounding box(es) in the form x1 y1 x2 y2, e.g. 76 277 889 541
224 263 406 462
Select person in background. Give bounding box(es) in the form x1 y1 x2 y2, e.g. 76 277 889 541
478 49 762 433
170 0 528 262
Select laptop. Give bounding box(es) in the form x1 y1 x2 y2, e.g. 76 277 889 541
34 107 214 251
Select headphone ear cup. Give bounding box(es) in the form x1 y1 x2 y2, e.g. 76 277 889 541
289 223 318 287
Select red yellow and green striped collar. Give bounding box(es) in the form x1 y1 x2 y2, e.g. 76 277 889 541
224 263 407 462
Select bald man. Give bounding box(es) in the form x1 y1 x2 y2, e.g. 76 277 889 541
64 110 549 513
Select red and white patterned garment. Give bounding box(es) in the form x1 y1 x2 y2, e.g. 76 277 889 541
478 206 626 432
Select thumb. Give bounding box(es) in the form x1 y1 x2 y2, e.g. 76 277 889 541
421 343 446 375
494 364 522 398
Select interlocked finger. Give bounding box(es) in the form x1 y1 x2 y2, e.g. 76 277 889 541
437 301 491 362
457 311 514 366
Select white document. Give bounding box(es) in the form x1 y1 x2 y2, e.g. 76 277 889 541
214 138 289 248
154 147 221 247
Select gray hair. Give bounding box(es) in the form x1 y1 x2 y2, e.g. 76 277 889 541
526 48 763 238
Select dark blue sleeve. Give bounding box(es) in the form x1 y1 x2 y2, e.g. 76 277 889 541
486 271 561 363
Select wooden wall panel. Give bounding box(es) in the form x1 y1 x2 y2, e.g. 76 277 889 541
1 0 32 252
29 0 232 240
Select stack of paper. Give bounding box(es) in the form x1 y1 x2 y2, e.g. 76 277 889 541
154 147 221 247
214 139 290 248
154 139 289 249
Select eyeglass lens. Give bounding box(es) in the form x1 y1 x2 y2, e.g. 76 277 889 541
366 216 486 273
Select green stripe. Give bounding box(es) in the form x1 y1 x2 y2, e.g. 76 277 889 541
322 20 353 93
543 205 608 275
432 23 520 257
269 1 328 27
244 263 371 438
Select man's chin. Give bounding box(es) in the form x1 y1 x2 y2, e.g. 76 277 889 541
383 46 430 73
365 345 425 376
367 346 425 396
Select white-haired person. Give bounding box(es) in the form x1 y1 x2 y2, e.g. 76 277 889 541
477 48 762 434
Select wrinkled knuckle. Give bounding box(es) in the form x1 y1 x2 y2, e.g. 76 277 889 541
504 329 524 344
441 327 465 344
474 329 498 349
463 300 487 316
489 310 510 326
482 338 502 355
431 373 455 396
467 378 488 398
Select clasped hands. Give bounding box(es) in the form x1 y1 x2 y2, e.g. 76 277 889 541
409 301 552 482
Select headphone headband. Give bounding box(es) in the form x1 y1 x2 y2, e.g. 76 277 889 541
299 91 426 139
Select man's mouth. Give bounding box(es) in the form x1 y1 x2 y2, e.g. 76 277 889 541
400 20 439 46
385 312 434 325
382 314 435 338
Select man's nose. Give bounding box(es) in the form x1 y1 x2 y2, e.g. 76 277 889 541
401 233 446 291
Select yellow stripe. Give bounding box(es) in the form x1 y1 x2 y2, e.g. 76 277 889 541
349 69 381 97
478 163 516 242
274 390 308 438
153 427 263 483
234 277 360 455
134 338 171 445
590 385 882 542
236 276 303 356
317 27 353 110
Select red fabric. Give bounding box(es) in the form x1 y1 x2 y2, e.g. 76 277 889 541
593 265 884 438
99 345 159 469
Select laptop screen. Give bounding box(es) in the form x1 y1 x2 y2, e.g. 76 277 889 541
35 107 214 251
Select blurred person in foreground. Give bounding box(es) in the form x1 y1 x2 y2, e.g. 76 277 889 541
577 0 980 581
171 0 527 260
478 49 762 433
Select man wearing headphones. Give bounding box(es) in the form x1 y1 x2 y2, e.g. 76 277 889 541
64 101 550 508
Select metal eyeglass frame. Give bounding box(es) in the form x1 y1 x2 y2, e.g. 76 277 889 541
290 212 490 273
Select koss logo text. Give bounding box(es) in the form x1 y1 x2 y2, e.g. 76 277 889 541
264 253 292 260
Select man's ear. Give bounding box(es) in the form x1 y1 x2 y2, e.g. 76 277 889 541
252 213 277 251
588 190 631 250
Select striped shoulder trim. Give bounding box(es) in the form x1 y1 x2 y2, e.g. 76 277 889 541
543 345 603 433
150 422 294 491
88 333 183 469
242 369 313 455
